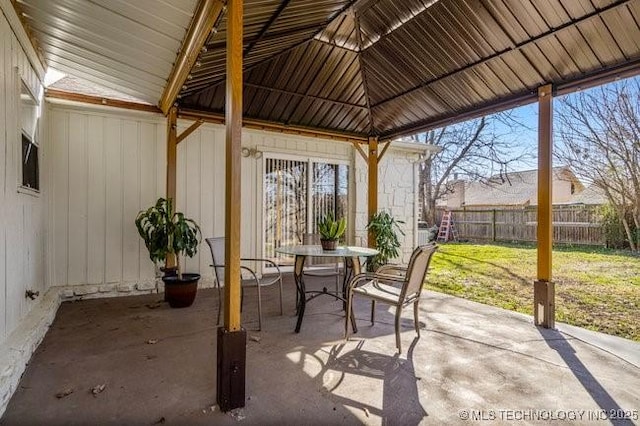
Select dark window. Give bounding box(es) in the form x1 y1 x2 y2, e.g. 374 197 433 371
570 183 576 195
22 133 39 191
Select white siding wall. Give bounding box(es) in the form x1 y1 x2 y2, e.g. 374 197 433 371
0 12 48 344
49 104 166 289
48 103 356 289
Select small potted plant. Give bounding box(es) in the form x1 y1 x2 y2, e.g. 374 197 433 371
317 213 346 250
366 211 405 270
135 198 201 308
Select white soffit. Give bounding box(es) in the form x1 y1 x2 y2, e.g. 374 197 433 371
17 0 198 105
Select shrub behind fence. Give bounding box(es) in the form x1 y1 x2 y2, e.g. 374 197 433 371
434 205 604 245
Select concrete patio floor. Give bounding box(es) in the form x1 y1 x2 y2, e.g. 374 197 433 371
1 274 639 425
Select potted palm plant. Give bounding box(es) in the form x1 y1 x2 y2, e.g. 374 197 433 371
135 198 201 308
317 213 346 250
366 211 405 270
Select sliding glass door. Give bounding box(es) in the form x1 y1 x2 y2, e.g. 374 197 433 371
264 155 349 266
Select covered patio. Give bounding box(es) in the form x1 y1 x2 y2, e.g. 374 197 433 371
1 0 640 421
3 277 639 424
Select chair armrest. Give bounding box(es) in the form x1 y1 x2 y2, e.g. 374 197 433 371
376 264 407 276
241 258 282 276
346 272 404 292
240 265 260 285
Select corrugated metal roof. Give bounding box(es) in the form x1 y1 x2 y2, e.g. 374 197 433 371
181 0 640 140
18 0 640 140
17 0 198 104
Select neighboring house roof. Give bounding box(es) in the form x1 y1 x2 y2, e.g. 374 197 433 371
462 167 582 207
48 76 151 105
571 184 608 205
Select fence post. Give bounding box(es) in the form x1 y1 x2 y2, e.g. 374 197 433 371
492 209 496 242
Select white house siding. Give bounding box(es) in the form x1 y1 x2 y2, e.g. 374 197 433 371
48 103 166 293
0 9 52 414
177 128 355 276
47 103 359 290
0 11 48 345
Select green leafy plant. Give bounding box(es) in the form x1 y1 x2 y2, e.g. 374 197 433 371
599 204 637 249
366 211 405 270
135 198 201 279
317 213 347 241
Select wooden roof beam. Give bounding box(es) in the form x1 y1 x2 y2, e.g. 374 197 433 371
176 119 204 144
159 0 225 115
4 0 47 76
179 108 368 143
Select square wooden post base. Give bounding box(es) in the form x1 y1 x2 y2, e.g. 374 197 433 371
534 280 555 328
216 327 246 412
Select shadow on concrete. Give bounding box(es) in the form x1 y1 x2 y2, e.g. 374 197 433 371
316 338 427 426
538 327 635 426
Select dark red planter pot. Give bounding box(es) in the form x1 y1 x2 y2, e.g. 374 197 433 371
162 273 200 308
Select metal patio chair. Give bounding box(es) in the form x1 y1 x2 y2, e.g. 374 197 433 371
301 233 342 295
345 243 438 353
206 237 283 331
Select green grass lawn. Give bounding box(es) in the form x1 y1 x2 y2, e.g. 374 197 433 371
426 242 640 341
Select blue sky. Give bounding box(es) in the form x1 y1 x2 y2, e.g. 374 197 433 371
489 75 639 172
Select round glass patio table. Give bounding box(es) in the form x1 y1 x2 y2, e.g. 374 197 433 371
275 245 378 333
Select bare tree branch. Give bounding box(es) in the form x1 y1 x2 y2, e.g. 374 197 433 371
556 79 640 251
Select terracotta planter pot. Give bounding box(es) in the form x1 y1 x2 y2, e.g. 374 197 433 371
162 273 200 308
320 239 338 251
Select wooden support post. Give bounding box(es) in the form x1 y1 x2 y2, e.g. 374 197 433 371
166 106 178 203
165 106 178 269
367 137 378 248
535 84 555 328
217 0 246 412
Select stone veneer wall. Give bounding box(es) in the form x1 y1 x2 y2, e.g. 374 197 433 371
355 142 423 265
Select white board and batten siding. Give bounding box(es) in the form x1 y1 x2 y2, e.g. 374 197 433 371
0 12 47 344
49 105 166 290
48 102 354 290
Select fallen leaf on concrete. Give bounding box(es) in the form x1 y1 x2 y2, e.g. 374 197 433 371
55 388 74 399
210 405 217 412
91 384 106 396
145 355 158 360
146 303 162 309
363 407 370 417
153 416 166 424
249 335 261 343
146 339 158 345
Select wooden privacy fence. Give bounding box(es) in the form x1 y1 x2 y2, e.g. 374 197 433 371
435 205 604 245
